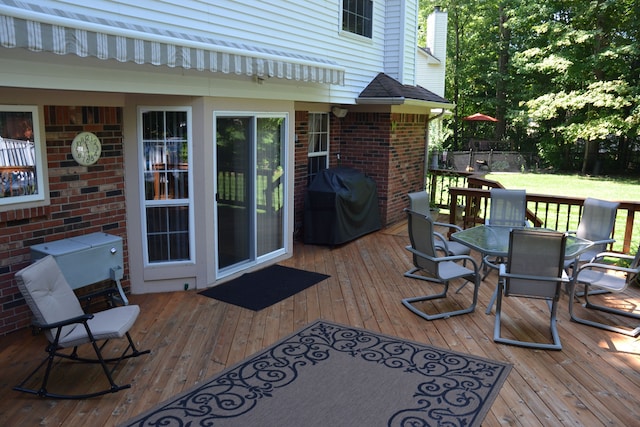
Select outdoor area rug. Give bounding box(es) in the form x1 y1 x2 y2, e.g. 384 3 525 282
121 320 511 427
198 265 330 311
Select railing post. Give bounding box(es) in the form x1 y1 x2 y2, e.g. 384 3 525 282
624 208 635 254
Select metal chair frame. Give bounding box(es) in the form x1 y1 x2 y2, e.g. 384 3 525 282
402 209 480 320
494 229 569 350
13 256 150 399
569 249 640 337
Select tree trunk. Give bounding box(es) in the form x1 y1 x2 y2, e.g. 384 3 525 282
495 4 509 141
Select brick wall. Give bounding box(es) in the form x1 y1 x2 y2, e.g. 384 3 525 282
0 106 127 335
387 113 429 224
293 111 428 234
335 112 428 225
336 112 391 224
293 111 309 239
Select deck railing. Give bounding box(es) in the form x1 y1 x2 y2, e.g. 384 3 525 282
428 169 640 254
217 169 283 212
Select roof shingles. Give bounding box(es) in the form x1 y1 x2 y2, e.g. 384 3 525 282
358 73 450 104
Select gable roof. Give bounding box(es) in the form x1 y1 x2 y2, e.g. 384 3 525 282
418 46 441 64
356 73 452 108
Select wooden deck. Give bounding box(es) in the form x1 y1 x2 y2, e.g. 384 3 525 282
1 221 640 426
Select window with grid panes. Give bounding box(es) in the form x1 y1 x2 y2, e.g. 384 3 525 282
342 0 373 38
140 108 193 264
307 112 329 185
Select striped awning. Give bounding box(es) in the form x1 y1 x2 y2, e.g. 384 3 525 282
0 1 344 85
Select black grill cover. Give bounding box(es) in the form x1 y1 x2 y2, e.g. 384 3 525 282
304 167 381 245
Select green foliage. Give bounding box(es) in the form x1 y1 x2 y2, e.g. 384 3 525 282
429 120 453 151
420 0 640 175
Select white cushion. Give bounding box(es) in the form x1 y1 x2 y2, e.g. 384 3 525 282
15 255 139 348
58 305 140 348
15 255 84 343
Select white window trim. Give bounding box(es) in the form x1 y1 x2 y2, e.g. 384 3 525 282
0 105 48 210
340 0 374 39
137 106 195 267
307 112 330 181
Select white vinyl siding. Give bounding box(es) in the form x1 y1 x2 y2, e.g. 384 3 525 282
416 50 446 98
23 0 419 104
402 0 418 85
383 0 403 80
416 10 448 97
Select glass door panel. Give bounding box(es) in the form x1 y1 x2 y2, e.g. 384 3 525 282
215 115 286 272
256 117 284 257
216 117 252 269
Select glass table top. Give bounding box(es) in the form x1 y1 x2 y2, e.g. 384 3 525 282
450 225 593 258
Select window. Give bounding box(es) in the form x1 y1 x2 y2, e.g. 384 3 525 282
342 0 373 38
307 113 329 185
0 105 46 207
139 107 193 264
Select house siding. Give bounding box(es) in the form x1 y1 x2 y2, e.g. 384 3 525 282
401 1 419 85
384 0 403 80
417 8 448 97
0 1 446 335
23 0 417 104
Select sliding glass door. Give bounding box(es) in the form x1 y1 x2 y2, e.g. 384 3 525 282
215 114 285 272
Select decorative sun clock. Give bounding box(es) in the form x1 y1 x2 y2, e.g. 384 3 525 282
71 132 102 166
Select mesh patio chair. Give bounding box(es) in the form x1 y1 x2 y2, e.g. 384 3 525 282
565 197 619 269
407 191 471 259
494 229 569 350
569 247 640 337
13 255 150 399
402 209 480 320
564 198 619 296
482 188 528 275
486 188 528 228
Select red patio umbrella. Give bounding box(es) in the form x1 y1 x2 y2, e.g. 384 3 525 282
462 112 499 122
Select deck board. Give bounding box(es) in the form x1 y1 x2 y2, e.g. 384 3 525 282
1 223 639 426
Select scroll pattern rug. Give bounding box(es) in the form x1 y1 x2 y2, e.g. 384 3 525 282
121 320 511 427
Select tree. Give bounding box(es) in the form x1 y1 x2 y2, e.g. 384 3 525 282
419 0 640 174
510 0 640 173
421 0 509 149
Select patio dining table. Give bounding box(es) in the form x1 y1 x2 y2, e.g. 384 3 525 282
450 225 594 313
451 225 593 260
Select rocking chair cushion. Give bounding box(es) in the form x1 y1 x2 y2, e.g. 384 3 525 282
16 255 85 343
15 255 141 348
58 305 140 348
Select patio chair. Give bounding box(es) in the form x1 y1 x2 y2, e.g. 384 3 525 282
480 188 528 279
569 247 640 337
486 188 528 228
565 197 619 269
407 191 471 259
13 255 150 399
494 229 569 350
402 209 480 320
564 198 619 296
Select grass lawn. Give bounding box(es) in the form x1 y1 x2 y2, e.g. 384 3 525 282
485 172 640 202
482 172 640 253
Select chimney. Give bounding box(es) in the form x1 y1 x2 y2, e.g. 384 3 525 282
426 8 447 61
